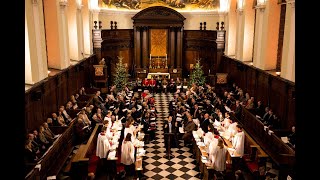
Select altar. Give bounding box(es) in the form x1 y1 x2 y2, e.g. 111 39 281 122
147 73 170 80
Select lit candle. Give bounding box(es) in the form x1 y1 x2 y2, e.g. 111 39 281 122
209 69 210 74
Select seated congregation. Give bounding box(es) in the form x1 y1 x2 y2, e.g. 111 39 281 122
25 77 294 180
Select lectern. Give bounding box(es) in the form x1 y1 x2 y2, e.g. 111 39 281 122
93 64 108 93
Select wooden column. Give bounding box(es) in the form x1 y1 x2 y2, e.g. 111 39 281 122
170 27 176 69
142 27 149 69
176 27 182 69
134 27 141 69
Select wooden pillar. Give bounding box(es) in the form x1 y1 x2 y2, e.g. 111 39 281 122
142 27 149 69
170 27 176 69
176 27 182 69
134 27 142 69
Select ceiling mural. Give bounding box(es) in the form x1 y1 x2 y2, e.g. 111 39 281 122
100 0 220 11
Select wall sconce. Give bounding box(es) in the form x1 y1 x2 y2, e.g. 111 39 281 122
59 0 68 6
276 71 281 76
255 0 266 11
236 0 245 14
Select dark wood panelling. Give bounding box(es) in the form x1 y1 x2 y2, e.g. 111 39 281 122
100 29 134 83
286 86 295 129
42 79 59 119
256 72 269 107
25 55 97 133
101 29 133 41
220 55 295 130
246 67 256 97
240 108 295 178
269 77 287 126
183 30 222 77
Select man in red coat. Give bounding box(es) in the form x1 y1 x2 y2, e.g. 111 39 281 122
142 77 149 90
149 77 156 93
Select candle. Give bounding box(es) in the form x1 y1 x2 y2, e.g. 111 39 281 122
150 54 151 60
209 69 210 74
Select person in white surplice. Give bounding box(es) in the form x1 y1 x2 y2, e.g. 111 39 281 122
96 126 110 159
207 138 227 173
232 124 245 157
121 133 135 176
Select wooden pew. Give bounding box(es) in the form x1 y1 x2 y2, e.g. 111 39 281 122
25 119 76 180
67 124 102 180
77 95 94 110
238 108 295 179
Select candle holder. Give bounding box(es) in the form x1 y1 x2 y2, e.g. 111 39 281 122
149 58 152 68
98 21 102 29
165 58 168 69
216 22 220 30
200 22 202 30
110 21 113 29
114 21 117 29
157 56 160 68
203 22 206 30
94 21 97 29
220 22 224 30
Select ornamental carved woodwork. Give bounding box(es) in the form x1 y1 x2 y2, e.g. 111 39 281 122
132 6 186 27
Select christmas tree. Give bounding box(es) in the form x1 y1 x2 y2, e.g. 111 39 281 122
113 56 128 89
189 58 206 86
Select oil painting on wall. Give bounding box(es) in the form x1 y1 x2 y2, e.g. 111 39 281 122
100 0 220 11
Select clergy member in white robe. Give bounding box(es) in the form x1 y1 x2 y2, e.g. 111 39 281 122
232 124 245 157
96 126 110 159
207 129 222 162
121 133 135 176
204 124 215 147
209 138 227 172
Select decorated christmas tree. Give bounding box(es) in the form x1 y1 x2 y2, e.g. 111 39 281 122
189 58 206 86
113 56 128 89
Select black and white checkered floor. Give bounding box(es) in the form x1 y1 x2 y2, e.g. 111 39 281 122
143 93 201 180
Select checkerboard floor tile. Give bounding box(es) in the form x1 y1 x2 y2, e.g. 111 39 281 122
143 93 201 180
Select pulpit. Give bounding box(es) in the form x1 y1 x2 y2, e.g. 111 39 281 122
93 65 108 93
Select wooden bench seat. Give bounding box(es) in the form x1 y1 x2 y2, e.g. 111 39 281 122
242 130 268 177
25 120 76 180
66 124 102 179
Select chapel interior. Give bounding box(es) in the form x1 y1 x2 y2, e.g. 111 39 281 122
25 0 295 180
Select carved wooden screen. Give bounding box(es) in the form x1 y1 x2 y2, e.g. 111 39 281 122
150 29 167 56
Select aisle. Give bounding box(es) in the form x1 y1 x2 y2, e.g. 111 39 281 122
143 93 201 180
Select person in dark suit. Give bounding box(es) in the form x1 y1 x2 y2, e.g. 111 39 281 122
264 109 275 127
163 116 178 150
255 100 265 118
200 113 210 133
287 126 296 148
191 104 201 120
234 100 242 120
182 116 196 146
